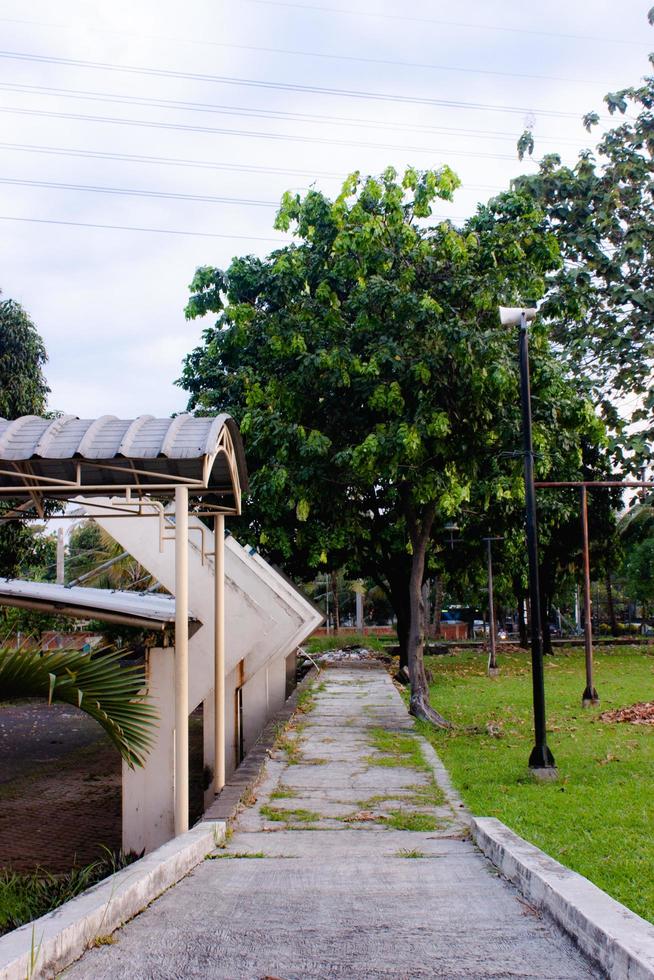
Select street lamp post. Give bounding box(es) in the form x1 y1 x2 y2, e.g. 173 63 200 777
500 307 557 778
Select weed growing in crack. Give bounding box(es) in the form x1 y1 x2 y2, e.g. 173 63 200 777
260 805 320 823
270 783 299 800
386 809 441 832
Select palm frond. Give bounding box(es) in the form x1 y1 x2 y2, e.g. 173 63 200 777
0 647 158 768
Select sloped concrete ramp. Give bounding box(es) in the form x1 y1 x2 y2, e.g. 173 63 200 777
65 667 598 979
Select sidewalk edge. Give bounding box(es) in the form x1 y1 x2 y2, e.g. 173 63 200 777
471 816 654 980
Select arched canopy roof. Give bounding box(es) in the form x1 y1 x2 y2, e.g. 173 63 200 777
0 413 247 516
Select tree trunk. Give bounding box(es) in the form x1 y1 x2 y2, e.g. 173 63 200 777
407 511 450 728
605 568 619 637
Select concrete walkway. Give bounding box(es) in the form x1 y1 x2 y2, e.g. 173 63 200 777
65 666 599 979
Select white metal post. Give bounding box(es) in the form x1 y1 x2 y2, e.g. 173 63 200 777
174 485 189 835
214 513 226 794
56 527 65 584
355 590 363 633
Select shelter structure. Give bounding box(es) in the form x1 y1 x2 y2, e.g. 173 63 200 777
0 413 247 837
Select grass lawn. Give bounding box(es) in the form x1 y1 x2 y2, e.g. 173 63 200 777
418 645 654 924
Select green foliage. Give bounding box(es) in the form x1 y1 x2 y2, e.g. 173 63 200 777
513 30 654 464
420 646 654 924
179 166 600 681
0 849 139 936
0 647 158 767
0 294 50 579
0 297 48 420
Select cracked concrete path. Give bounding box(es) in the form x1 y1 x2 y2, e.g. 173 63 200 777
64 666 599 979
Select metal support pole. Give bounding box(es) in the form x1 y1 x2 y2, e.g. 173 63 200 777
56 527 65 584
174 485 189 835
579 485 599 706
355 590 364 633
519 314 556 774
214 514 226 794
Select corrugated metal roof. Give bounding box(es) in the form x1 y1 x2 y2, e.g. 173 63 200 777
0 578 200 632
0 413 247 508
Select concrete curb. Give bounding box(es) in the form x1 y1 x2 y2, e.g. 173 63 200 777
0 820 225 980
203 666 318 824
415 736 472 826
472 817 654 980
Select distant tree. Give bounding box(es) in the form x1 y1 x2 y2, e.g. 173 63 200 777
514 25 654 466
180 166 602 724
0 293 50 578
0 295 49 420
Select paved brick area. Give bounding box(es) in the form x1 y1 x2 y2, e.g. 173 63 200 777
0 729 121 873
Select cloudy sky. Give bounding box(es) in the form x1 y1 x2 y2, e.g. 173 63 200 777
0 0 651 420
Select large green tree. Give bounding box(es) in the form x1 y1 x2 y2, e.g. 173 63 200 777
0 293 50 578
180 166 601 723
515 25 654 465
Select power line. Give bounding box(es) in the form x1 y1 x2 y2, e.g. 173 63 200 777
0 141 509 197
0 210 470 240
0 140 348 180
0 105 535 162
0 16 617 86
0 214 290 242
0 50 594 119
0 176 280 208
0 82 587 147
244 0 651 47
0 175 471 219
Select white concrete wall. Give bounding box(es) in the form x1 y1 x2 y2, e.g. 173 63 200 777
77 497 323 852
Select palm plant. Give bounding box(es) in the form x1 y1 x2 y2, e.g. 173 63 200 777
0 646 158 767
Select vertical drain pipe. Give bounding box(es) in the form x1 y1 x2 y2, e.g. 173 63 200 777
214 513 226 794
174 485 189 835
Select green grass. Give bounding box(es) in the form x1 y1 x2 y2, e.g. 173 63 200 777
419 645 654 923
270 783 299 800
386 809 441 832
260 805 320 823
367 728 430 772
0 849 138 936
303 633 388 654
396 848 427 858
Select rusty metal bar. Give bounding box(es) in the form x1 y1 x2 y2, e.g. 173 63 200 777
536 481 654 489
579 485 599 706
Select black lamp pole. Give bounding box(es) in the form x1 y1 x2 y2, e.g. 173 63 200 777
518 311 556 774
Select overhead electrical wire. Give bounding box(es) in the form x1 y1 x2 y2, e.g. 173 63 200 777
0 214 291 242
0 176 280 207
244 0 651 47
0 143 507 197
0 208 470 240
0 105 534 162
0 50 597 119
0 81 587 147
0 177 470 221
0 140 349 180
0 16 618 86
